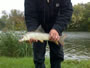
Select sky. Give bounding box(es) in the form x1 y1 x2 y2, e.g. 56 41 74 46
0 0 90 17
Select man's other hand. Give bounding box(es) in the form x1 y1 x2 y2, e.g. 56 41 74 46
49 29 60 41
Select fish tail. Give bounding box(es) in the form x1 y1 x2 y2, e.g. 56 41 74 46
59 34 67 46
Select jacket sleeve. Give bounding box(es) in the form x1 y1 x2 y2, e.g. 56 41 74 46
24 0 40 31
52 0 73 35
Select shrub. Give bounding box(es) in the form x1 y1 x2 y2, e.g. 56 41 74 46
0 32 33 57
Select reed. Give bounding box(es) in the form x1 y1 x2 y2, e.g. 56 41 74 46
0 32 33 57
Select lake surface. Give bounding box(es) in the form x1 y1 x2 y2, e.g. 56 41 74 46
46 32 90 60
0 31 90 60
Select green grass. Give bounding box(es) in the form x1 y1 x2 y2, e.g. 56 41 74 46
0 57 90 68
0 32 33 57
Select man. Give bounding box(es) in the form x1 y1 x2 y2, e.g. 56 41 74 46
24 0 73 68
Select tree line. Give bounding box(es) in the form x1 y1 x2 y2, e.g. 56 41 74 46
67 2 90 31
0 10 26 31
0 2 90 32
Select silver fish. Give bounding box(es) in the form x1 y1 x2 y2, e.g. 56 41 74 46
19 32 66 46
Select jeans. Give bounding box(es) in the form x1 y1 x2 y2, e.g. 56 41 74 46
33 41 64 68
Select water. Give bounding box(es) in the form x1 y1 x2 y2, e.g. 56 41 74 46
46 32 90 60
0 31 90 60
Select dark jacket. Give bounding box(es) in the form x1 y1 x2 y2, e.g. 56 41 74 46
25 0 73 35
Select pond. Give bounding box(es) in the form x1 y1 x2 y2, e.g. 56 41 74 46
46 32 90 60
0 31 90 60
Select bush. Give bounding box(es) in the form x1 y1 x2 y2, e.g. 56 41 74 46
0 32 33 57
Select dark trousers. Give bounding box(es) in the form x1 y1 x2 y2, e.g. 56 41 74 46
33 41 64 68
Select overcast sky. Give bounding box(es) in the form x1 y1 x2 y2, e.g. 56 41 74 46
0 0 90 16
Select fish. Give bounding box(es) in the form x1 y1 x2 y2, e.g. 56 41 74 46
19 32 66 46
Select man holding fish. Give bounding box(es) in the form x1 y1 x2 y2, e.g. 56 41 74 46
24 0 73 68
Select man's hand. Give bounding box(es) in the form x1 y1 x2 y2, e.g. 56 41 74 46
26 38 38 44
49 29 60 41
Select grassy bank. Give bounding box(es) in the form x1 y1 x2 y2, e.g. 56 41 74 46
0 32 33 57
0 57 90 68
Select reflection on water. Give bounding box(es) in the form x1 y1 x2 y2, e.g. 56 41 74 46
46 32 90 60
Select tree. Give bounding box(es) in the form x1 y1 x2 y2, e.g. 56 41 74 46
8 9 26 30
67 2 90 31
0 9 27 31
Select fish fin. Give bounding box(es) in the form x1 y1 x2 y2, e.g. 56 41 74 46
59 34 67 46
39 40 44 43
55 41 59 45
62 34 67 40
59 40 64 46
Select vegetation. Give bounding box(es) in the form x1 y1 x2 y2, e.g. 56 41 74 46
0 57 90 68
0 32 32 57
0 2 90 32
67 2 90 31
0 3 90 68
0 10 26 31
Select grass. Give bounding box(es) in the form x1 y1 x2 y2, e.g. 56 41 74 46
0 32 90 68
0 57 90 68
0 32 33 57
